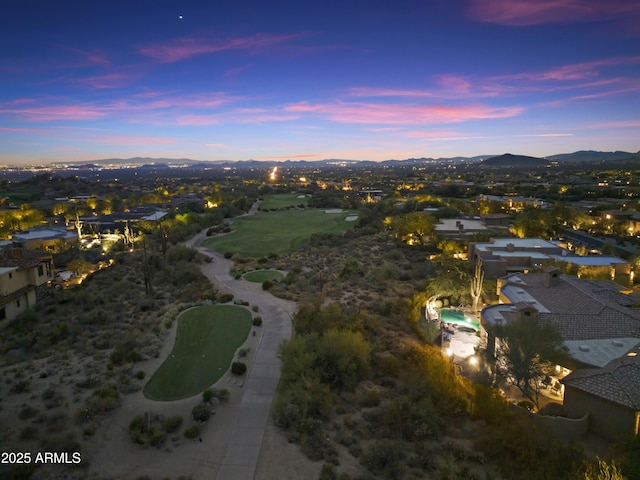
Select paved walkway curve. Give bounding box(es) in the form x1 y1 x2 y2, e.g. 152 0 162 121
185 228 296 480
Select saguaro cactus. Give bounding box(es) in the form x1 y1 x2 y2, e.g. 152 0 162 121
470 260 484 313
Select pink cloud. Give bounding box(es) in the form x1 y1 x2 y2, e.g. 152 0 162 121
75 71 139 89
0 90 240 124
177 114 221 126
205 143 231 148
65 47 111 66
588 120 640 128
402 130 465 139
0 104 105 122
284 101 522 125
224 63 254 79
348 87 434 98
0 127 34 133
467 0 640 26
519 133 574 137
499 57 640 82
139 33 301 63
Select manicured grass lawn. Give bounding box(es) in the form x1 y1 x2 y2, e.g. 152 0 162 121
260 193 308 209
202 209 358 257
144 305 252 401
244 270 285 283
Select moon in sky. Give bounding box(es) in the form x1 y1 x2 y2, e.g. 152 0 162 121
179 15 183 19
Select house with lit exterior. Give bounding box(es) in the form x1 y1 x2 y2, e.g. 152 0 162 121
0 247 55 322
11 226 78 252
469 237 630 281
481 267 640 440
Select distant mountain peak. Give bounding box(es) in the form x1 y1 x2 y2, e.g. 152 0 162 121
481 153 547 167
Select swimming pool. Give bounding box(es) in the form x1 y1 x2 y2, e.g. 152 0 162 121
438 308 480 331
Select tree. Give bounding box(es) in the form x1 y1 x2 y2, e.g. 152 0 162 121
192 403 211 422
494 313 565 408
314 329 371 389
511 206 554 238
424 257 473 305
388 212 435 245
437 239 464 257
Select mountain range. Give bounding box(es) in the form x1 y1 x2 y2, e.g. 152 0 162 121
47 150 640 169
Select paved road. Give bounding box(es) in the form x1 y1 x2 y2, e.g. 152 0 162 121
186 228 296 480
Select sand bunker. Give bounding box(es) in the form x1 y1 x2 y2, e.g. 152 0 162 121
324 209 343 213
345 215 358 222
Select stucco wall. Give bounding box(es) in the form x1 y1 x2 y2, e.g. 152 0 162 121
510 403 589 441
564 385 638 441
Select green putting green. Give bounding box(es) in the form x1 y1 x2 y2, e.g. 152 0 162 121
202 209 358 257
144 305 252 401
260 193 308 209
244 269 285 283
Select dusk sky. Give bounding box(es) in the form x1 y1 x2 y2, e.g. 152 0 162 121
1 0 639 164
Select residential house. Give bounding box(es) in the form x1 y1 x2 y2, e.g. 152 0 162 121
435 218 488 238
469 237 630 281
11 226 78 252
481 268 640 440
0 247 55 322
562 356 640 440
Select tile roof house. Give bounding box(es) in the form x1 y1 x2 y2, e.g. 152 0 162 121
562 356 640 440
481 267 640 440
0 246 55 322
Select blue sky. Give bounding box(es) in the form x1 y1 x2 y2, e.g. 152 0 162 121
1 0 639 164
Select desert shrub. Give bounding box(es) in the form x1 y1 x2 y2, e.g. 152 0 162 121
110 340 143 365
19 426 39 441
129 416 146 444
76 376 98 389
231 362 247 375
273 377 333 432
18 405 39 420
163 416 183 433
252 317 263 326
237 348 249 358
184 424 200 439
475 414 584 480
215 388 230 402
171 263 204 288
300 427 338 462
223 251 233 259
262 280 273 290
471 384 509 424
166 245 196 264
78 387 119 423
10 380 30 394
360 439 407 480
40 431 80 452
319 462 338 480
148 427 167 446
251 305 259 312
202 388 215 403
314 330 371 390
192 403 211 423
135 370 145 380
219 293 234 303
